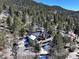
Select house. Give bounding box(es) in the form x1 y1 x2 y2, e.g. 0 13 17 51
28 31 50 41
17 29 52 59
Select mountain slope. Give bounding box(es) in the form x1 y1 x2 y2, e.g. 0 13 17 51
0 0 78 13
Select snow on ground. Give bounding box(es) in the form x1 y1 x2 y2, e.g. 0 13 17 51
66 42 79 59
66 49 78 59
0 10 9 20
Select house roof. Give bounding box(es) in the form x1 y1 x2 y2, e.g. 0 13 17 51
28 31 50 39
28 35 37 40
31 31 41 37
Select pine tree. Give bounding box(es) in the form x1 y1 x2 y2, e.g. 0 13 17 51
8 6 14 16
2 4 7 10
0 32 5 47
53 31 64 51
6 16 13 30
52 31 66 59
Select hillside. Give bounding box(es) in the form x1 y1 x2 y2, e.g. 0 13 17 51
0 0 79 18
0 0 79 59
0 0 78 12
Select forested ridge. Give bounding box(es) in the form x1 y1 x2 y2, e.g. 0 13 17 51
0 0 79 59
